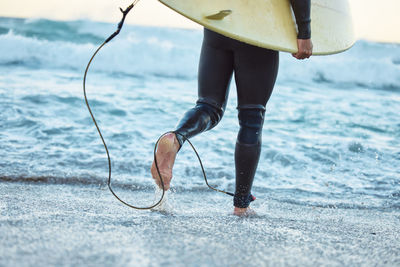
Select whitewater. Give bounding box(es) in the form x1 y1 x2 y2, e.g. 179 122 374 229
1 17 399 266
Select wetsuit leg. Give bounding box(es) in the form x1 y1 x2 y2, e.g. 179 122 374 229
232 43 279 208
174 29 279 209
175 29 234 146
234 108 265 208
174 102 223 147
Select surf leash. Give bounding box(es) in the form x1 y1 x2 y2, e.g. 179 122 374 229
83 0 234 210
83 0 160 210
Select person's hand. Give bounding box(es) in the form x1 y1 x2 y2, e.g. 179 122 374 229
292 39 313 60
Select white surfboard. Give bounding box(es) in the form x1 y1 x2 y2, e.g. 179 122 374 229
159 0 355 55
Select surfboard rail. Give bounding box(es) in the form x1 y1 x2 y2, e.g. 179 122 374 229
159 0 355 55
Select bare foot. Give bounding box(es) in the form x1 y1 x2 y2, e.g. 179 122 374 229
233 207 257 217
151 133 180 190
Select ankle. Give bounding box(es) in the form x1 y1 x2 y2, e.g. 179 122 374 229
233 206 248 215
160 133 180 151
171 132 182 151
233 206 256 217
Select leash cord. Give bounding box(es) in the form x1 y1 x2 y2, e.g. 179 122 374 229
83 1 233 210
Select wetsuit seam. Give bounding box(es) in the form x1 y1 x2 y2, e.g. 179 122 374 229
236 141 261 147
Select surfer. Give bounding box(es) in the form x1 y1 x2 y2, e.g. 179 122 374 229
151 0 313 216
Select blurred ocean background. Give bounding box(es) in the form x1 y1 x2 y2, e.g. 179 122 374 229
0 16 399 210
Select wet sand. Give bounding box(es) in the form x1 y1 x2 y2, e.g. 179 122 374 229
1 181 399 266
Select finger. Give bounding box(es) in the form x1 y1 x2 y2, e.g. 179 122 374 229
300 51 312 59
302 49 310 57
298 53 306 60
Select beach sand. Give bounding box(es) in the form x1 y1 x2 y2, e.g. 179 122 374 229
1 181 399 266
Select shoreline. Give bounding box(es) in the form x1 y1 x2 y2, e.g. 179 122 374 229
1 181 399 266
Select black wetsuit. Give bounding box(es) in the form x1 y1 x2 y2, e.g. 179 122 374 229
174 0 311 208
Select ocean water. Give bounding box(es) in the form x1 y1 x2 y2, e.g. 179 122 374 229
0 16 400 212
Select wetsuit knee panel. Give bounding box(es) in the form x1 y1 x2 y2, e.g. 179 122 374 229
237 108 265 145
195 102 224 124
174 102 224 147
